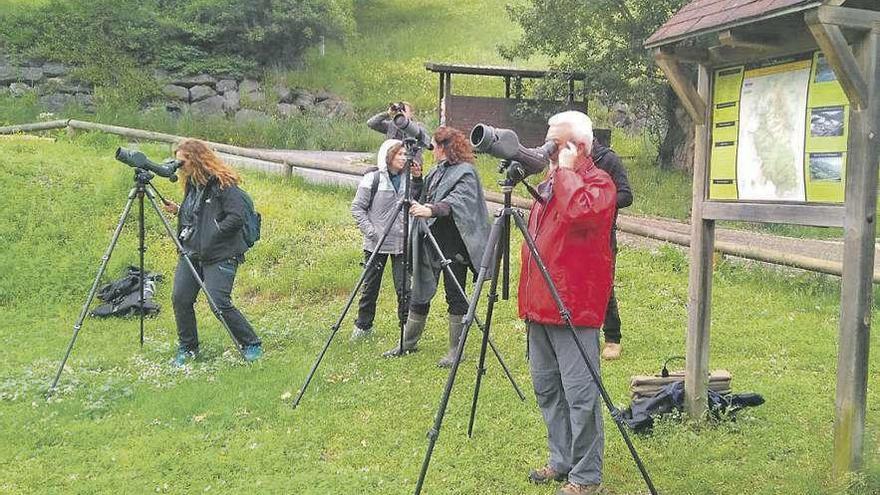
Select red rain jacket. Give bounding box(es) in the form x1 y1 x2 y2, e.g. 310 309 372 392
518 154 617 328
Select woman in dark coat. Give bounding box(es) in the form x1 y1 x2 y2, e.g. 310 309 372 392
383 126 490 367
163 139 262 366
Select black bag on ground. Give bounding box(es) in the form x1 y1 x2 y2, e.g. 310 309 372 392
91 266 163 317
619 381 765 433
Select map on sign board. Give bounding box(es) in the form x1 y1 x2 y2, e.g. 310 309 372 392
708 52 849 203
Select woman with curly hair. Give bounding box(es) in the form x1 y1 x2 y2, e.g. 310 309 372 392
383 126 490 367
162 139 262 365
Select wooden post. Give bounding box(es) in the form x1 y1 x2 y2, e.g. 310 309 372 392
833 27 880 477
438 72 445 123
504 76 511 99
684 64 714 419
583 81 589 113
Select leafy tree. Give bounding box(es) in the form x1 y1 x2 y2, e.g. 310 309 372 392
501 0 693 170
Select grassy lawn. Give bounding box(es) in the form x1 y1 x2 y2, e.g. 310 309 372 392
277 0 543 115
2 135 880 494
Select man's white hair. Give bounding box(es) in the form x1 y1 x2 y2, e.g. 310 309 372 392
548 111 594 147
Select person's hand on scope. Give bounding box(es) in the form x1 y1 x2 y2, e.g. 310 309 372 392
162 200 180 215
409 201 433 218
557 142 579 170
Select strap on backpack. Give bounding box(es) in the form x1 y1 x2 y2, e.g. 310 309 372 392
365 167 381 210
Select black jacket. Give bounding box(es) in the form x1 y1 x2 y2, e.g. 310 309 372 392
592 140 632 251
592 141 633 210
179 177 248 264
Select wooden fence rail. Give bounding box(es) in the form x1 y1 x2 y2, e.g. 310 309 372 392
1 119 873 282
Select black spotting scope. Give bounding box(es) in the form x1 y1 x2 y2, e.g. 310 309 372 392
469 123 557 176
392 114 433 150
115 148 183 182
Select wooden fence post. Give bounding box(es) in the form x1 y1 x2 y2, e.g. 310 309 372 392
684 64 714 419
833 27 880 476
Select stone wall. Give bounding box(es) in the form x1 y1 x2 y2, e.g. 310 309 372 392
0 53 353 121
0 55 95 113
156 72 354 122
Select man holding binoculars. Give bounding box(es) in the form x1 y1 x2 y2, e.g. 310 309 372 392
367 101 425 164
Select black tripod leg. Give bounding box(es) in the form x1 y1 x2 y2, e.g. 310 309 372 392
510 212 658 495
399 195 410 355
293 199 408 408
420 219 525 401
48 188 138 394
144 188 245 357
467 213 507 438
138 191 146 348
413 215 508 494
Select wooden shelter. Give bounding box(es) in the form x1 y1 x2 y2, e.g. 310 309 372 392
646 0 880 476
424 63 612 147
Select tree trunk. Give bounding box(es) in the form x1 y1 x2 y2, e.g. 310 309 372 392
658 86 695 172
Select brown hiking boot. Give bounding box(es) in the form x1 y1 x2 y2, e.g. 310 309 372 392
556 481 604 495
601 342 621 360
528 464 567 484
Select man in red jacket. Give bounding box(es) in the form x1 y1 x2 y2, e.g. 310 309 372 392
519 111 617 495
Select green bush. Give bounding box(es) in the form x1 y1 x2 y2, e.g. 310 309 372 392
159 0 355 73
0 0 354 80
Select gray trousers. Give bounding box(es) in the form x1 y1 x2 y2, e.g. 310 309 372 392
528 322 604 485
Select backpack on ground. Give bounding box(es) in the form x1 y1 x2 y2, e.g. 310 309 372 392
91 266 162 317
238 187 261 248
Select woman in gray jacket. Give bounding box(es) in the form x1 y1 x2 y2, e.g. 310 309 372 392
349 139 419 340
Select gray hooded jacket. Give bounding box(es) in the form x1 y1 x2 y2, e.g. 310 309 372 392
351 139 407 254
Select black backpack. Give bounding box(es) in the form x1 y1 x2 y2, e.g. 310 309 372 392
91 266 162 317
365 167 381 209
238 187 261 248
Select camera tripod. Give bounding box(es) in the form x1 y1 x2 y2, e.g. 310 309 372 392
48 168 245 394
293 140 525 408
413 161 657 495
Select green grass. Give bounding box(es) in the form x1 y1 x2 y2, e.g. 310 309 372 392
3 136 880 494
277 0 542 115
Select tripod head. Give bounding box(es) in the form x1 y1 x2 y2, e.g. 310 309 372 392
133 168 155 187
497 160 527 189
402 137 424 162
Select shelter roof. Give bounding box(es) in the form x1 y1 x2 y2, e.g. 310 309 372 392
424 62 586 80
645 0 821 48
